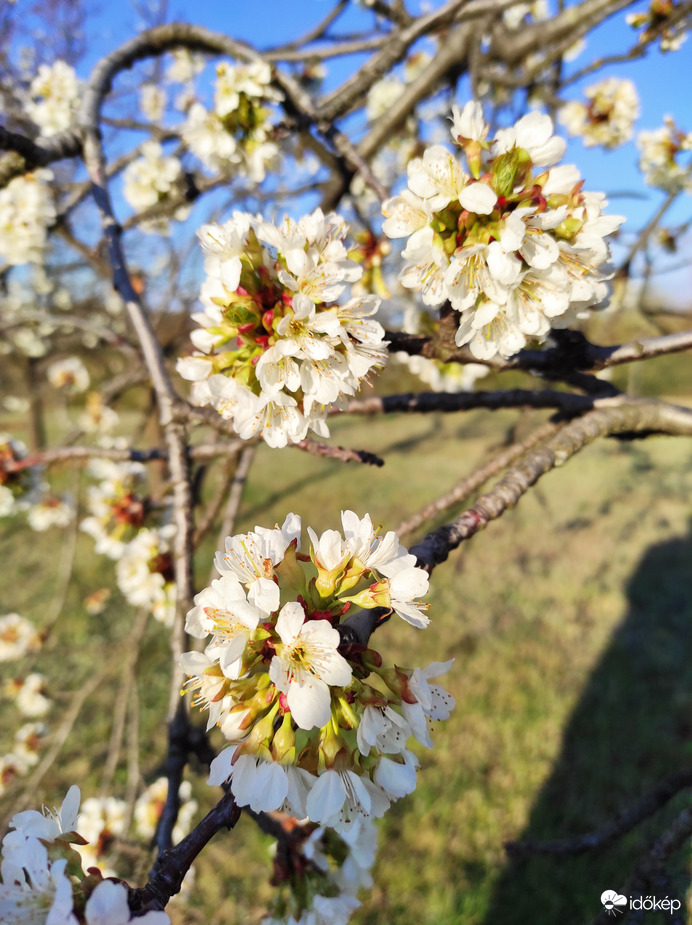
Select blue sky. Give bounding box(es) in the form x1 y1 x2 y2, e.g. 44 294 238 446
14 0 692 303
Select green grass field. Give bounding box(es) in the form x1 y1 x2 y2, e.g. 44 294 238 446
2 403 692 924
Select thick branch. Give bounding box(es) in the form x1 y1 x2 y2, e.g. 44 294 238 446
133 790 241 913
411 398 692 573
344 388 598 416
387 325 692 375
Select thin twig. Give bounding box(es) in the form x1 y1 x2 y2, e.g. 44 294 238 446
294 438 385 467
396 420 560 537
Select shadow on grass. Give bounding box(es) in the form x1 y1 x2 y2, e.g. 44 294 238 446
480 531 692 925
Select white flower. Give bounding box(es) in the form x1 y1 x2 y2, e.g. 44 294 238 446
116 526 176 625
0 845 76 925
0 170 56 266
559 79 639 149
134 778 197 846
9 785 80 841
0 614 41 662
46 356 90 393
85 880 170 924
384 103 622 358
140 84 167 122
637 118 692 193
26 60 80 136
366 77 405 121
182 103 240 171
373 750 419 799
493 110 566 166
9 673 52 718
214 513 300 595
269 602 352 730
356 704 411 756
305 768 390 827
187 576 263 672
450 101 487 143
122 142 183 232
208 748 290 812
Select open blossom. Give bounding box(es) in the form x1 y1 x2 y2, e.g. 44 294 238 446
1 787 170 924
0 170 56 266
269 602 352 729
134 778 198 844
47 356 90 393
177 209 388 446
182 59 281 180
559 79 639 148
0 613 42 661
122 141 187 233
383 101 623 359
637 117 692 193
116 525 177 625
140 83 167 122
6 672 52 718
183 512 451 829
263 818 377 925
26 60 81 136
80 458 148 560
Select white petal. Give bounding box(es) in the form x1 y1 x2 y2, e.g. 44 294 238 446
458 181 496 215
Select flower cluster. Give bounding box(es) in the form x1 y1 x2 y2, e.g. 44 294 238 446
182 60 282 181
263 818 377 925
26 60 81 136
382 102 623 358
26 494 74 531
80 459 148 559
134 777 198 845
0 723 46 796
0 170 56 267
0 613 42 662
637 117 692 193
0 787 170 924
559 78 640 149
182 511 454 831
47 356 90 393
177 209 388 447
122 141 189 233
5 672 51 718
116 524 177 626
627 0 688 51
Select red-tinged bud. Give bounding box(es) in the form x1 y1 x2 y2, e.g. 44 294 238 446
278 691 290 713
361 647 383 671
237 322 256 334
375 665 415 702
308 608 336 624
282 292 293 306
262 309 274 332
255 335 269 349
236 285 249 297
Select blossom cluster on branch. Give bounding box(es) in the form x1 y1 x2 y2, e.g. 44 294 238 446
182 511 453 832
177 209 388 446
0 787 170 924
382 102 623 359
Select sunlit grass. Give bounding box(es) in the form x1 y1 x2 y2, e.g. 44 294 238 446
2 407 692 924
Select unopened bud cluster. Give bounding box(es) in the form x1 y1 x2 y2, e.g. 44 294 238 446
181 511 454 828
